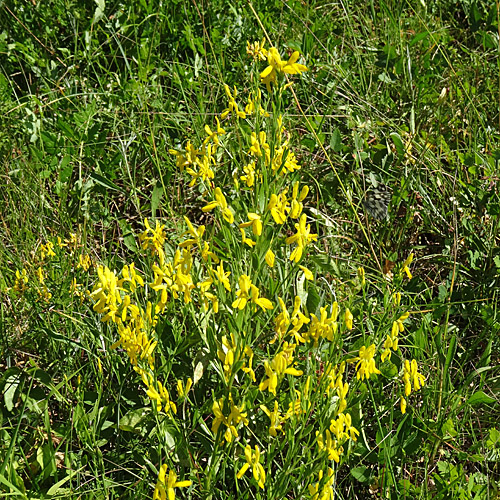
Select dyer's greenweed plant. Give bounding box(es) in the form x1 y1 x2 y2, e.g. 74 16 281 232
8 42 426 499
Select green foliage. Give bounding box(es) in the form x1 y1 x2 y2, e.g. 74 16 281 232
1 0 500 499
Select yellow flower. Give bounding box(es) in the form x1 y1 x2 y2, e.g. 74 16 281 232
240 228 256 248
186 144 216 187
139 218 166 256
246 39 267 61
344 308 353 330
217 333 238 381
306 304 338 345
213 261 231 291
232 274 273 312
348 344 381 380
393 312 409 336
240 161 257 188
180 217 206 249
265 248 275 268
153 464 191 500
90 265 125 323
221 84 246 119
320 361 346 397
381 334 398 362
12 268 29 294
250 284 273 311
316 429 342 462
232 274 252 310
169 140 201 171
268 191 289 224
245 89 269 116
242 344 256 382
121 263 144 292
40 241 56 260
249 131 271 164
358 267 366 287
70 277 85 301
260 401 284 436
203 116 226 145
77 254 92 271
202 187 234 224
285 213 318 263
400 396 407 414
289 182 309 219
236 444 266 489
201 241 219 264
308 468 334 500
177 378 193 399
212 396 248 443
139 370 176 415
259 342 302 395
271 141 301 175
260 47 308 92
403 359 425 396
299 265 314 280
197 278 219 313
36 266 45 284
402 253 414 280
239 213 263 236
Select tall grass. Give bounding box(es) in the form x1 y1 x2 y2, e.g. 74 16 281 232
1 1 499 499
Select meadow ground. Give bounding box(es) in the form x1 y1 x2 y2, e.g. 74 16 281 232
1 1 499 499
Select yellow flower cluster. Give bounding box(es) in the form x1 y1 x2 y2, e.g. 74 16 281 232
89 263 179 415
10 233 92 304
260 46 308 92
273 299 356 347
274 296 310 343
153 464 191 500
348 344 381 380
316 412 359 463
308 468 335 500
381 311 409 362
212 396 249 443
232 274 273 312
400 359 426 414
236 444 266 489
259 342 303 395
306 303 339 345
169 139 220 189
286 213 318 263
321 362 348 413
217 333 256 382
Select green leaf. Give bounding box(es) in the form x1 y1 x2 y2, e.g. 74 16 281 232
119 408 151 433
410 31 429 46
466 391 495 406
94 0 105 22
151 182 164 217
441 418 458 438
390 132 405 159
89 171 123 192
193 349 210 385
47 470 78 496
486 428 500 448
306 283 320 315
330 128 342 152
350 466 371 483
0 468 26 497
36 443 57 481
3 369 22 412
118 219 138 253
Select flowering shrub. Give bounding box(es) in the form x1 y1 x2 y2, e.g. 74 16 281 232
8 43 425 499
